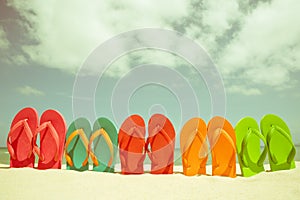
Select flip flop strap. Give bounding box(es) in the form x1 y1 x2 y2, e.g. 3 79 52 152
267 125 296 164
7 119 33 160
212 128 236 168
183 129 208 155
119 126 145 153
240 128 267 167
183 128 208 168
146 125 174 162
89 128 114 167
65 129 89 167
33 121 60 162
119 126 146 169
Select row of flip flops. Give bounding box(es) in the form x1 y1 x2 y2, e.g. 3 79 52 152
6 107 296 177
6 108 175 174
180 115 296 177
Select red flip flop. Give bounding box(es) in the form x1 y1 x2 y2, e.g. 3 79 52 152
7 107 38 168
33 109 67 169
146 114 175 174
118 115 146 174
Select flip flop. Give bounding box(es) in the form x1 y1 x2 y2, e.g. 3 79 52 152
65 118 91 171
7 107 38 168
180 117 208 176
89 117 118 172
146 114 175 174
260 114 296 171
33 110 67 169
235 117 267 177
207 116 237 177
118 115 146 174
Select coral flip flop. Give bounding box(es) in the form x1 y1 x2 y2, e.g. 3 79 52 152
118 115 146 174
180 117 208 176
33 110 67 169
7 107 38 168
207 116 236 177
65 118 92 171
260 114 296 171
89 117 118 172
235 117 267 177
146 114 175 174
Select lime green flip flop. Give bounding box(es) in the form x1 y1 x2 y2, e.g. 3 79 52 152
260 114 296 171
235 117 268 177
89 117 118 172
65 118 91 171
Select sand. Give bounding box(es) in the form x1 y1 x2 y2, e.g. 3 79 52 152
0 162 299 200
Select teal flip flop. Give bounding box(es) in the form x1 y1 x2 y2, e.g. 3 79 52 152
65 118 91 171
90 117 118 172
260 114 296 171
235 117 267 177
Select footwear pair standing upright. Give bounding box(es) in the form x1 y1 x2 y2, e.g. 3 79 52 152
236 114 296 177
65 117 118 172
7 107 66 169
118 114 176 174
180 116 236 177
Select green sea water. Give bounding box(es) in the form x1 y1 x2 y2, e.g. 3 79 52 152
1 146 300 166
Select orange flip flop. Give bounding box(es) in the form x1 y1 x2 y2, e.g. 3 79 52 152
180 117 208 176
207 116 236 177
118 115 146 174
146 114 175 174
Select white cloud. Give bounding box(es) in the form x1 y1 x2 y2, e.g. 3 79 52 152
183 0 243 56
202 0 240 34
172 0 300 93
4 0 300 96
217 0 300 88
103 49 190 78
7 0 188 74
0 26 10 49
17 85 45 96
201 0 241 53
226 85 262 96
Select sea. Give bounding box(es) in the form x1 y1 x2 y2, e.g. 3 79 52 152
1 146 300 166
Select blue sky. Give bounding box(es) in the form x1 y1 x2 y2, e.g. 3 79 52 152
0 0 300 147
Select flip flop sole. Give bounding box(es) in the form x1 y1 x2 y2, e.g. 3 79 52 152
65 118 91 171
118 115 146 174
37 109 66 169
148 114 175 174
92 117 118 172
180 117 208 176
235 117 265 177
260 114 296 171
7 107 38 168
208 116 236 177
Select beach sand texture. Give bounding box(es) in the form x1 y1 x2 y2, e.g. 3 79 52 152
0 162 299 200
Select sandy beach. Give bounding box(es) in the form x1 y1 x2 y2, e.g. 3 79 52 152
0 162 299 200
